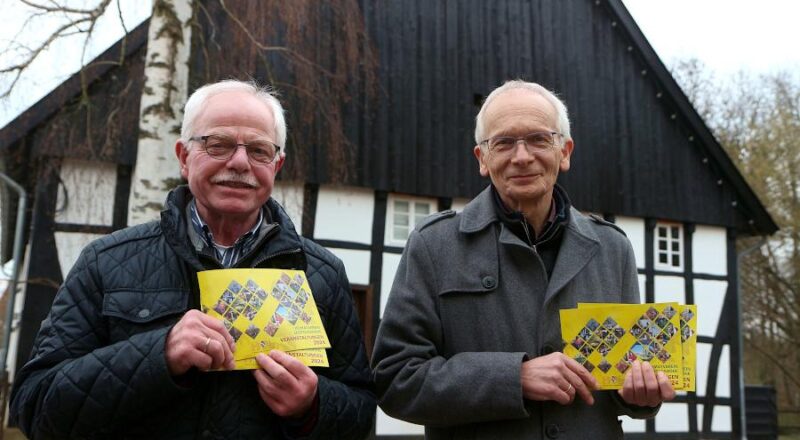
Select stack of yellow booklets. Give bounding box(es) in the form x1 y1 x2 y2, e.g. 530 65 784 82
198 268 331 369
559 302 697 391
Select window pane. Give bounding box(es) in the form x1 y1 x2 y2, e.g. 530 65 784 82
394 200 409 213
658 240 667 251
671 226 679 239
394 212 409 227
658 227 667 238
672 254 680 267
672 241 680 252
415 203 430 216
659 253 668 264
393 225 408 240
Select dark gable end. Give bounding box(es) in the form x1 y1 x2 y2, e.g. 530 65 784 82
342 0 775 236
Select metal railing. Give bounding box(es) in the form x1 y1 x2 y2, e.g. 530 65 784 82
0 173 28 437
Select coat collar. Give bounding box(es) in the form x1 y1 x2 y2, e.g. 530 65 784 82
459 185 601 304
459 186 499 234
160 185 305 271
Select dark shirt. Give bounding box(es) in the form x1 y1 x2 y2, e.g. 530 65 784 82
490 184 572 279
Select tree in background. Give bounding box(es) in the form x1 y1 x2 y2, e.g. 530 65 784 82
1 0 376 226
673 59 800 413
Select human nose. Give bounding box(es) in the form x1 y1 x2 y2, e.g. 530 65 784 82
510 140 535 161
226 144 251 169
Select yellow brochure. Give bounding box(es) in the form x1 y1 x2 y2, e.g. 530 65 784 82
236 349 330 369
576 302 697 392
560 302 683 390
198 269 331 369
678 305 697 391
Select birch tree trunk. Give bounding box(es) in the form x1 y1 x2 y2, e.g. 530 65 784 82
127 0 194 225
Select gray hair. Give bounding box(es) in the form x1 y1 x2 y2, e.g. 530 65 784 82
474 80 571 145
180 79 288 154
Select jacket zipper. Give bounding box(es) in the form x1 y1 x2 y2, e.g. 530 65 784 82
518 217 549 283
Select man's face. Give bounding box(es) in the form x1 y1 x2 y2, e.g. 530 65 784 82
175 91 284 221
473 90 573 209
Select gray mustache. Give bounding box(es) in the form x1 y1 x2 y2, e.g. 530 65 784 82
211 172 259 187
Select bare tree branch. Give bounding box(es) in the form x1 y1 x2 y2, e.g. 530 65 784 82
0 0 113 98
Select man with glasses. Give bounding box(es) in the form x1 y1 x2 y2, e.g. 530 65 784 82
372 80 674 439
10 80 375 439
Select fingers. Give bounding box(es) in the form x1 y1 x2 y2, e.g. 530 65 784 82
521 353 597 406
267 350 315 381
256 352 291 383
563 357 597 405
618 361 676 407
204 337 234 370
657 371 676 402
165 310 236 375
253 352 319 418
196 312 236 351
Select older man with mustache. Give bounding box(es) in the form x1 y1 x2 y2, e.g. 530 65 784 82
10 80 375 439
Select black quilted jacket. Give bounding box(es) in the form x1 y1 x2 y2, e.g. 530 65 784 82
10 186 376 439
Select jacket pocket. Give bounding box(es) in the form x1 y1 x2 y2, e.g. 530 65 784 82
102 289 188 340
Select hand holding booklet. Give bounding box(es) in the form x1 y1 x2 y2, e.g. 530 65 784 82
560 302 697 391
198 268 331 369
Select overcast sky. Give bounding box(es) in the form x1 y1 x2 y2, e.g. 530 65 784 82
0 0 798 128
622 0 800 76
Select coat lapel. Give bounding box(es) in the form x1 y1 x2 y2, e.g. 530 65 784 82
544 208 600 306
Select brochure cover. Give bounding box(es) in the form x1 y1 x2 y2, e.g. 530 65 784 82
560 302 687 390
198 268 330 369
679 304 697 391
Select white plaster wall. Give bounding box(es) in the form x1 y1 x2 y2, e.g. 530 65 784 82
314 186 374 244
615 216 645 269
325 248 370 286
694 279 727 337
271 181 304 233
698 404 732 432
654 275 685 304
697 342 712 397
376 408 425 436
637 274 646 303
696 342 731 399
620 415 645 433
655 402 690 432
55 159 116 226
55 232 105 278
692 225 727 276
380 252 403 318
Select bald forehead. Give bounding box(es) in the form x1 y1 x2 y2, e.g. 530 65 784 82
483 89 558 136
485 89 555 116
194 91 275 136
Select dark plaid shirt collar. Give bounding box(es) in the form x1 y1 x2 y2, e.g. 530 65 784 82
189 199 264 268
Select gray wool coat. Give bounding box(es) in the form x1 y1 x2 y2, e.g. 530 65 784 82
372 187 659 440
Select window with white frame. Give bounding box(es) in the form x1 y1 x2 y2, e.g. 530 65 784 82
387 196 435 244
655 222 683 270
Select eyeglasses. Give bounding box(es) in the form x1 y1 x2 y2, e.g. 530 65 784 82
188 135 282 164
480 131 562 155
